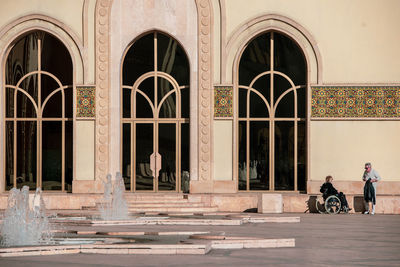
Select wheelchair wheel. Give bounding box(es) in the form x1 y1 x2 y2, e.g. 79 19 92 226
325 195 341 214
315 196 326 214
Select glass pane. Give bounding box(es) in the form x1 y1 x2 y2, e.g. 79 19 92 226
238 121 247 190
239 33 271 86
274 75 294 118
252 74 270 105
42 91 62 118
122 123 131 191
158 123 176 191
65 121 73 192
274 121 294 190
159 93 176 118
41 74 60 110
135 93 153 118
180 87 189 119
5 32 39 86
17 121 37 190
123 33 154 87
157 33 189 85
238 88 247 118
17 91 37 118
5 87 15 118
250 121 269 190
273 32 306 86
158 77 176 118
181 123 190 193
64 87 73 118
135 77 154 118
41 33 73 85
297 86 306 118
297 121 306 191
250 92 269 118
135 123 154 190
123 88 132 118
5 122 14 190
42 121 62 190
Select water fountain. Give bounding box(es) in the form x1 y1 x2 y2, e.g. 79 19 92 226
0 186 52 247
99 172 129 220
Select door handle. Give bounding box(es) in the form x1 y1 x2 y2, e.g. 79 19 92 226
150 152 162 178
150 152 155 177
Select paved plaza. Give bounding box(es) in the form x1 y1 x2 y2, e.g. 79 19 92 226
1 213 399 266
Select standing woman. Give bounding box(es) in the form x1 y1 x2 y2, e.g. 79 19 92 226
362 162 381 214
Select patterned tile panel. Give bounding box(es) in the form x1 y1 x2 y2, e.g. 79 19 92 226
214 86 233 117
77 86 96 118
311 86 400 118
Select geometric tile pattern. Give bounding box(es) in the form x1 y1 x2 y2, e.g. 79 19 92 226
76 86 96 117
214 86 233 117
311 86 400 118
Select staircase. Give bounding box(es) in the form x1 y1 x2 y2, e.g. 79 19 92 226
90 194 219 214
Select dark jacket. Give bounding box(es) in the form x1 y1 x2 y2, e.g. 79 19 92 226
320 182 338 200
364 179 376 205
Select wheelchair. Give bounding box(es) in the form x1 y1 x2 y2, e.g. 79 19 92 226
315 194 350 214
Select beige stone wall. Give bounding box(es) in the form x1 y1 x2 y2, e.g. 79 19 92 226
224 0 400 83
75 121 95 180
213 120 233 180
310 121 400 182
0 0 84 43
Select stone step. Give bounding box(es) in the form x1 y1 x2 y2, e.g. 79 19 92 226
123 194 187 200
128 206 218 213
125 199 191 204
126 202 208 208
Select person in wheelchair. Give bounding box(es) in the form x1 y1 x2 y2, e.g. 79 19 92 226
320 175 351 212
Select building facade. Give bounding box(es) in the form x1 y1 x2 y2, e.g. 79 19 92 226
1 0 400 212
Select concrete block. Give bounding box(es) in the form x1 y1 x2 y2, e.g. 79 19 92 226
258 193 283 213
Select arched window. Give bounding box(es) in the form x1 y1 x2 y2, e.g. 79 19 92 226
4 31 73 191
237 31 306 191
121 32 190 192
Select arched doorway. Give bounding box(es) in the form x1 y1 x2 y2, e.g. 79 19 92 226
237 31 306 191
4 31 73 191
121 32 190 192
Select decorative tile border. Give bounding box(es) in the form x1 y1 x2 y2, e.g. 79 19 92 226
76 86 96 118
214 86 233 117
311 86 400 118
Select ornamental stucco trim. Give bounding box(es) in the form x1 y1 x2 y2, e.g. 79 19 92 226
95 0 113 180
195 0 213 181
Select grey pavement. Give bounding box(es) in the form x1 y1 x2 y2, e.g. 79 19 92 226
1 213 399 266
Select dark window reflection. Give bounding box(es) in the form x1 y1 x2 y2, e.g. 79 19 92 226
158 124 176 191
238 121 247 190
123 33 154 87
16 121 37 189
41 33 72 85
238 31 306 191
5 122 14 190
158 77 176 118
239 33 270 86
249 121 269 190
297 121 306 191
5 31 73 191
157 33 189 85
181 88 189 118
122 123 131 191
181 123 190 193
274 74 294 118
122 32 190 192
42 121 62 190
274 121 294 190
274 33 306 86
135 123 154 191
